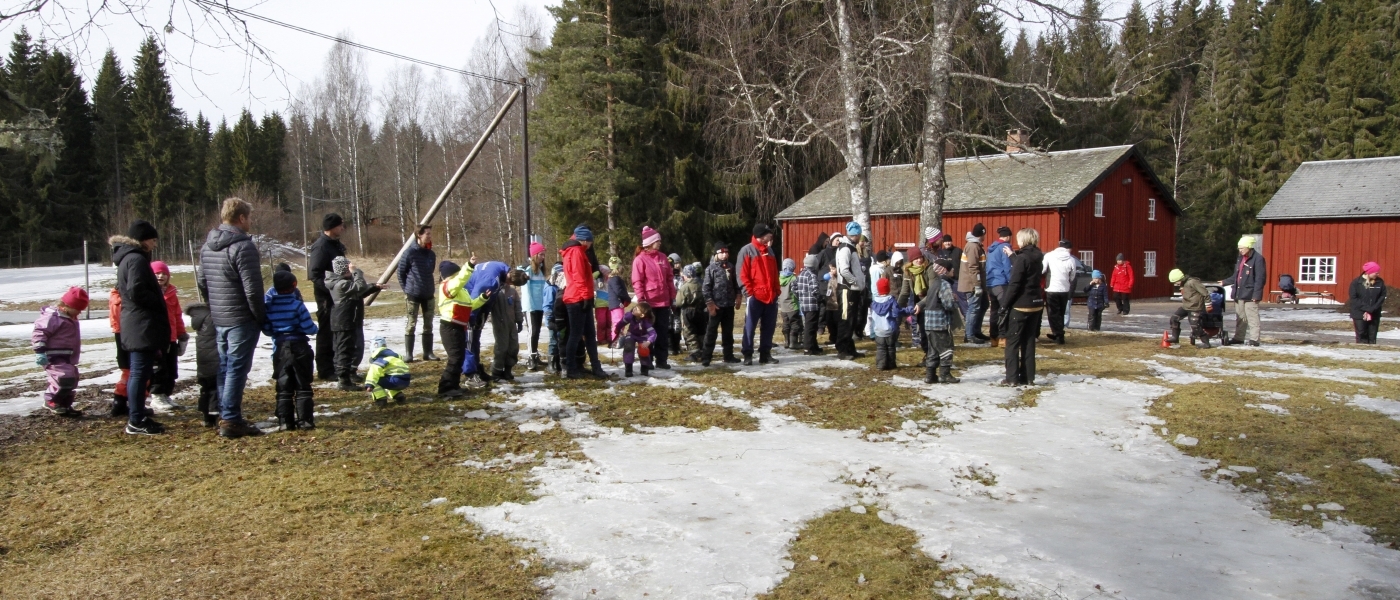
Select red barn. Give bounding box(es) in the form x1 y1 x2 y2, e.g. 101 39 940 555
776 143 1181 298
1257 156 1400 303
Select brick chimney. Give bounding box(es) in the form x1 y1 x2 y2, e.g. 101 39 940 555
1006 129 1030 153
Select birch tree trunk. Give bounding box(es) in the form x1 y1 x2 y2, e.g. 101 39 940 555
919 4 956 237
834 0 871 242
604 0 619 257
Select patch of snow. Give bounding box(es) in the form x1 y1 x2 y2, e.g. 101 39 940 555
1229 465 1258 473
849 505 867 514
1318 503 1346 512
1245 403 1291 416
1223 343 1400 364
1141 359 1215 384
459 377 1400 599
463 409 491 420
1245 389 1290 401
1258 308 1354 323
423 497 448 507
1174 433 1199 447
1358 459 1397 476
1280 472 1317 485
461 453 538 471
0 264 116 306
519 420 558 433
1347 395 1400 422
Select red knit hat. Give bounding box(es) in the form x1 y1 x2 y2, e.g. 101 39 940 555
150 261 170 276
876 277 890 296
61 286 89 312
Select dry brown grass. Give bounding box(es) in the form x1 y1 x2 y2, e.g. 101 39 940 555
761 507 1010 599
0 359 563 598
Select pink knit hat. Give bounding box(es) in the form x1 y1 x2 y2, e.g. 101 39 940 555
61 286 89 312
529 242 545 258
641 226 661 247
150 261 170 276
1363 261 1381 275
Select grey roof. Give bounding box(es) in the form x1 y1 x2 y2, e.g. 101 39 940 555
777 145 1168 219
1257 156 1400 220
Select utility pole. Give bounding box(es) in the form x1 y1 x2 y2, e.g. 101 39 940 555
520 77 532 262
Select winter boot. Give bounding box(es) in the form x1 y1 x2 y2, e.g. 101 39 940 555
924 367 938 384
404 335 417 363
111 395 129 418
1168 327 1181 345
625 364 634 378
939 366 960 384
295 390 316 430
218 418 264 439
759 352 778 365
338 376 359 392
422 333 440 361
203 413 218 427
641 364 651 377
528 353 544 371
275 394 297 431
1194 338 1212 350
742 355 754 366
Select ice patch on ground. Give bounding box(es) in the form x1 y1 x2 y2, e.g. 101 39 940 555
1358 459 1397 476
1347 395 1400 422
1246 389 1290 401
1259 308 1355 323
459 377 1400 599
1141 359 1216 384
1245 403 1291 416
1163 354 1400 386
731 351 865 389
1223 342 1400 364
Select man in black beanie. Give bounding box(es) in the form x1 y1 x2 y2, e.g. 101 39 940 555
111 220 169 434
308 213 347 380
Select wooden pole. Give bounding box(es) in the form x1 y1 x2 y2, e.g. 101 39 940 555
366 85 523 306
520 77 532 263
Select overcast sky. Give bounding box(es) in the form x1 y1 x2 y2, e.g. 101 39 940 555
1 0 555 123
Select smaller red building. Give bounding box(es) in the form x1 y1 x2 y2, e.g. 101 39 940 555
776 143 1180 298
1257 156 1400 302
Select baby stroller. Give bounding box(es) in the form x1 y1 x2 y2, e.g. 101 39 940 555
1277 274 1299 304
1199 284 1229 345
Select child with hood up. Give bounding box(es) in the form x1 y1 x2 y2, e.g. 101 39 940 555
793 254 823 355
327 256 382 390
543 263 566 373
868 278 910 370
32 287 89 416
613 301 658 378
490 269 529 381
148 261 189 412
1085 270 1109 332
778 258 802 349
365 337 412 406
675 263 708 360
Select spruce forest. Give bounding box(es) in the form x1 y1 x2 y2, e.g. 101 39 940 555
1 0 1397 278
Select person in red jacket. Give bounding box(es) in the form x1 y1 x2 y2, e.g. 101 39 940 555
738 223 782 365
561 224 607 379
148 261 190 411
1110 253 1135 315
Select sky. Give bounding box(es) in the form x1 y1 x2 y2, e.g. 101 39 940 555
0 0 556 123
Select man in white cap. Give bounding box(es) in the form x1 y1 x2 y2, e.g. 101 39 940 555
1218 234 1266 346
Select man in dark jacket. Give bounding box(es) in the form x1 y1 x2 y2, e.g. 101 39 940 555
1000 229 1045 386
701 241 740 366
1219 235 1266 347
111 221 170 435
737 224 781 366
397 225 438 362
308 214 347 379
197 198 266 438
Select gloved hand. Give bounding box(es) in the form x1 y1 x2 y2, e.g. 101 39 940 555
34 353 48 367
177 336 189 356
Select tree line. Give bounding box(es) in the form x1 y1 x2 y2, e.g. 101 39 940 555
528 0 1400 277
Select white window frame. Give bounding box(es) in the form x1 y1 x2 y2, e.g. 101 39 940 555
1144 251 1157 277
1148 198 1157 221
1078 250 1094 271
1297 256 1336 284
1094 193 1105 217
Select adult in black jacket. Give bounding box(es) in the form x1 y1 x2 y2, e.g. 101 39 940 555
397 225 438 362
1219 236 1267 347
197 198 266 439
1350 263 1387 344
308 214 347 378
999 228 1045 387
111 221 170 435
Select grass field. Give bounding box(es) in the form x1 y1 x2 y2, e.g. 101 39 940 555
2 327 1399 597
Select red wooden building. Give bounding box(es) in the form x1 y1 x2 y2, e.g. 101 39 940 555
775 143 1181 298
1257 155 1400 302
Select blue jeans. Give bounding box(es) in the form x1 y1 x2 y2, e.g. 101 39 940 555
742 297 779 358
217 321 261 422
126 349 156 424
965 291 987 340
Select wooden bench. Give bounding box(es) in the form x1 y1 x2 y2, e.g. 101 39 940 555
1271 290 1335 304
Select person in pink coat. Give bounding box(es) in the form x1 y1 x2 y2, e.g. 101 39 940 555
32 287 90 416
632 226 677 369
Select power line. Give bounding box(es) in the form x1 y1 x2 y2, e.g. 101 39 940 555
191 0 522 87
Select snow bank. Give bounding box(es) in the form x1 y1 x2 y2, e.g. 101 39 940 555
459 377 1400 599
1259 308 1353 323
0 264 115 305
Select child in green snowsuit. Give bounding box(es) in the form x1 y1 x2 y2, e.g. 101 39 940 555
365 337 412 407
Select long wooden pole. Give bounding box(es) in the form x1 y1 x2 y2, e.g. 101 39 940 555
366 85 523 306
520 77 532 262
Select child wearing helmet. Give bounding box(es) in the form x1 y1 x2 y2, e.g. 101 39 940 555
365 337 413 407
1168 268 1212 349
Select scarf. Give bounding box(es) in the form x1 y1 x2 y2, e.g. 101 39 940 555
905 263 926 297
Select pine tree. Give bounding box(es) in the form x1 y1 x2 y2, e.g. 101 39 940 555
257 112 287 200
38 49 102 244
92 49 131 215
230 109 259 191
186 114 211 209
1248 0 1312 212
126 37 189 231
206 118 233 203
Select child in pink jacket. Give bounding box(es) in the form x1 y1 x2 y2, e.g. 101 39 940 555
32 287 90 416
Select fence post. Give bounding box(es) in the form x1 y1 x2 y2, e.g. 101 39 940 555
83 239 90 320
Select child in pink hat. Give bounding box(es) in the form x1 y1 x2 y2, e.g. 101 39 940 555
32 286 89 415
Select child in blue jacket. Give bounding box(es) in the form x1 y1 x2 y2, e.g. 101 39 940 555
264 269 319 430
1085 270 1109 332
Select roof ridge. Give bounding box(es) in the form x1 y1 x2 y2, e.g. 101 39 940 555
867 145 1135 170
1298 155 1400 167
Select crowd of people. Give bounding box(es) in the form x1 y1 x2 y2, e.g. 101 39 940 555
26 199 1390 434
